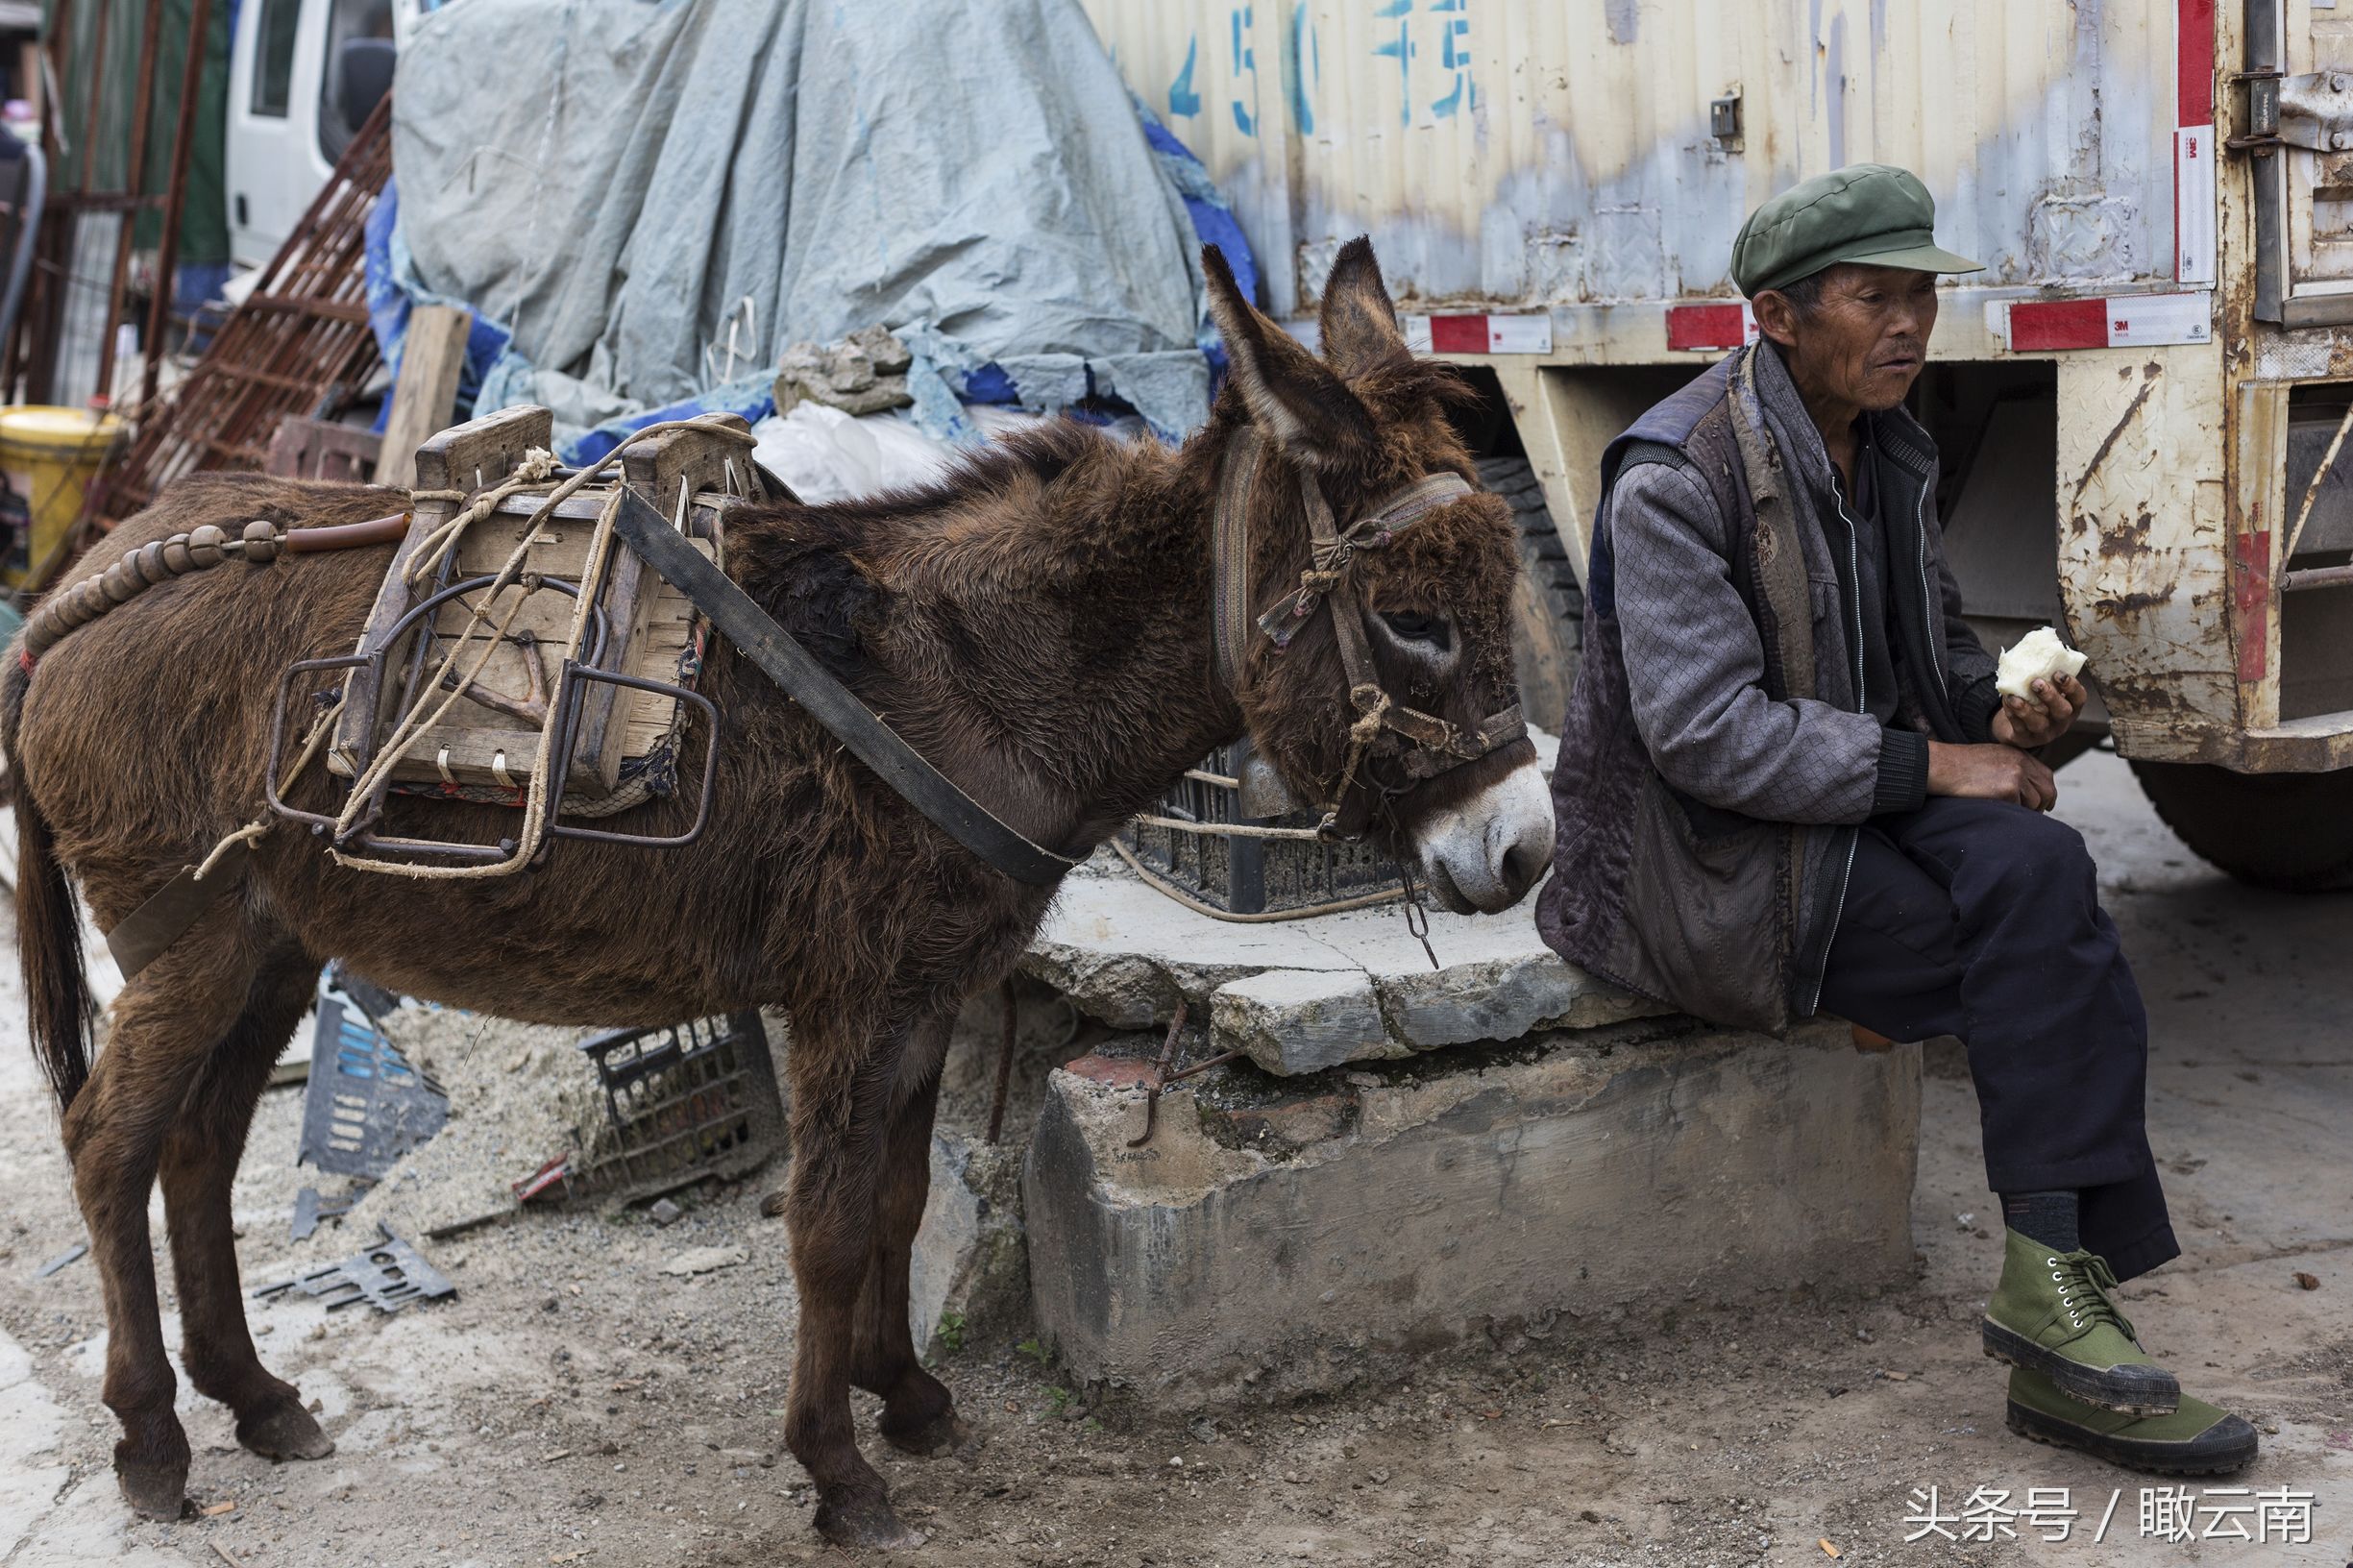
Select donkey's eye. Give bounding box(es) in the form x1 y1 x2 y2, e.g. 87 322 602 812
1378 610 1452 652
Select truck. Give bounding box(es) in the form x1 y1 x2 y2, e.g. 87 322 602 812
1080 0 2353 891
225 0 410 267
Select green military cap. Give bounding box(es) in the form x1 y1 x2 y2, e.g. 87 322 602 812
1730 163 1984 297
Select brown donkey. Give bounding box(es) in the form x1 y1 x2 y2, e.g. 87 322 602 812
5 242 1552 1547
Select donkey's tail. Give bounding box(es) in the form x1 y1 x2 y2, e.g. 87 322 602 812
3 660 91 1113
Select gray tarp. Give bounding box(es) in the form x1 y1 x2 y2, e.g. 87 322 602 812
390 0 1210 441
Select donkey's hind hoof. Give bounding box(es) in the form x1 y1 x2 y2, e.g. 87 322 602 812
115 1459 190 1521
813 1488 921 1550
236 1401 335 1462
881 1409 972 1458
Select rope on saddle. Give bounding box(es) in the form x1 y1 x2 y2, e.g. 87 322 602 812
321 419 757 881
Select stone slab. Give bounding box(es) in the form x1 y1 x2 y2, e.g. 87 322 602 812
1212 968 1385 1076
1025 867 1666 1072
908 1131 1027 1359
1022 1018 1922 1409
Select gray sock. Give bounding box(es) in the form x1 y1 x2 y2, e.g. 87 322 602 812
2002 1190 2081 1253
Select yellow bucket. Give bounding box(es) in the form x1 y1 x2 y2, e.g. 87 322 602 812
0 406 122 589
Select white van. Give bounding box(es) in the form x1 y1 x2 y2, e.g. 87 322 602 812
225 0 422 266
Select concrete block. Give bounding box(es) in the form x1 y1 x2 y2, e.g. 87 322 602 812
1023 1019 1921 1409
908 1131 1027 1359
1213 969 1387 1075
1024 868 1668 1072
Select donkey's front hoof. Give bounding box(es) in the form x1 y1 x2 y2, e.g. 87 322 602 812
881 1407 972 1458
813 1486 921 1550
236 1400 335 1462
114 1457 190 1521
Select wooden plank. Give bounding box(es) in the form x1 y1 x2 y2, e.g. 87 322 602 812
376 306 475 489
235 294 374 325
413 404 553 496
330 511 446 773
621 416 755 529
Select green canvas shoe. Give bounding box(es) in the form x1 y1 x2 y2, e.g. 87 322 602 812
2005 1368 2258 1476
1982 1229 2179 1415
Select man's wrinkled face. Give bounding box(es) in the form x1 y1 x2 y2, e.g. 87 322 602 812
1760 263 1939 413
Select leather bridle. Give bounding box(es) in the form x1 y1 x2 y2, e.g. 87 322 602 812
1212 429 1527 837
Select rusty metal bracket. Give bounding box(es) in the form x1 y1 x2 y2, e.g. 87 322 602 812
2280 562 2353 593
1127 1001 1188 1148
1124 1002 1247 1150
2275 69 2353 152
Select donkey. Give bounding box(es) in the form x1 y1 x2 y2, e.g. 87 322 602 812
4 241 1552 1547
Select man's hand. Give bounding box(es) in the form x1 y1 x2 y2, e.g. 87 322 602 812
1990 674 2086 750
1926 740 2057 811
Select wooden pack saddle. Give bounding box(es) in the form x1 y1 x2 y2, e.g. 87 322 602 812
326 405 772 818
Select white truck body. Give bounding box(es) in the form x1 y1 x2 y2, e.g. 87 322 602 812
1084 0 2353 784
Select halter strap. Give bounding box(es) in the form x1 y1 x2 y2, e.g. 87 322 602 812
1207 435 1526 830
1212 429 1265 691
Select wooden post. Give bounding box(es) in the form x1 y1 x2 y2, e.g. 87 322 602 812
374 306 475 488
93 0 165 405
141 0 214 413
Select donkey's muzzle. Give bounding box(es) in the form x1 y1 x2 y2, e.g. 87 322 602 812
1412 759 1553 916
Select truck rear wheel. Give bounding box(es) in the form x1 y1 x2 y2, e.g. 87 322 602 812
2128 760 2353 892
1479 455 1583 727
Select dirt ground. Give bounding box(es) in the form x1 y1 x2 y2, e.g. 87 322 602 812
0 748 2346 1568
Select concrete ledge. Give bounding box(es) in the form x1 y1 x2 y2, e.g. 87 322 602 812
1024 869 1667 1073
1022 1019 1922 1409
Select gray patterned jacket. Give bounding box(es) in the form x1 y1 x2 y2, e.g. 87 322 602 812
1535 341 2000 1031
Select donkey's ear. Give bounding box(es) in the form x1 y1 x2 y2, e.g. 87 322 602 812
1204 243 1376 467
1317 236 1407 378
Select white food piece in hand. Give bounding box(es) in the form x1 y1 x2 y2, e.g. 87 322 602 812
1995 625 2088 701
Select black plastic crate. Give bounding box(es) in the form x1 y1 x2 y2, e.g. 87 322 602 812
573 1012 784 1199
1117 742 1403 918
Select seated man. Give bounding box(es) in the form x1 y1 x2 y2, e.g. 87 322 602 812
1536 164 2255 1475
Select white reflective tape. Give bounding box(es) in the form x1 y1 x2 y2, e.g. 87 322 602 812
2175 124 2217 286
2104 291 2213 346
1482 315 1554 354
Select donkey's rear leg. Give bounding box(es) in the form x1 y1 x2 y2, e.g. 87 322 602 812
160 953 333 1464
779 1009 950 1551
851 1042 968 1458
60 924 270 1519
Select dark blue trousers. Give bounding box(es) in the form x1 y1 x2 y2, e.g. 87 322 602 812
1817 796 2179 1282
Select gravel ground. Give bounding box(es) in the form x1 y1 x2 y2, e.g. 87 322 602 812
0 749 2346 1567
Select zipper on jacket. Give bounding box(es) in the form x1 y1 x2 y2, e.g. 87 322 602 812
1806 487 1870 1017
1832 493 1867 698
1914 484 1945 696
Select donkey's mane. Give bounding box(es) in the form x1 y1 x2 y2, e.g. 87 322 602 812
728 416 1202 684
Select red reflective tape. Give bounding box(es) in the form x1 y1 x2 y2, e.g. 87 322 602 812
2006 299 2109 351
1428 316 1489 354
2234 527 2270 682
2178 0 2216 126
1666 303 1747 352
